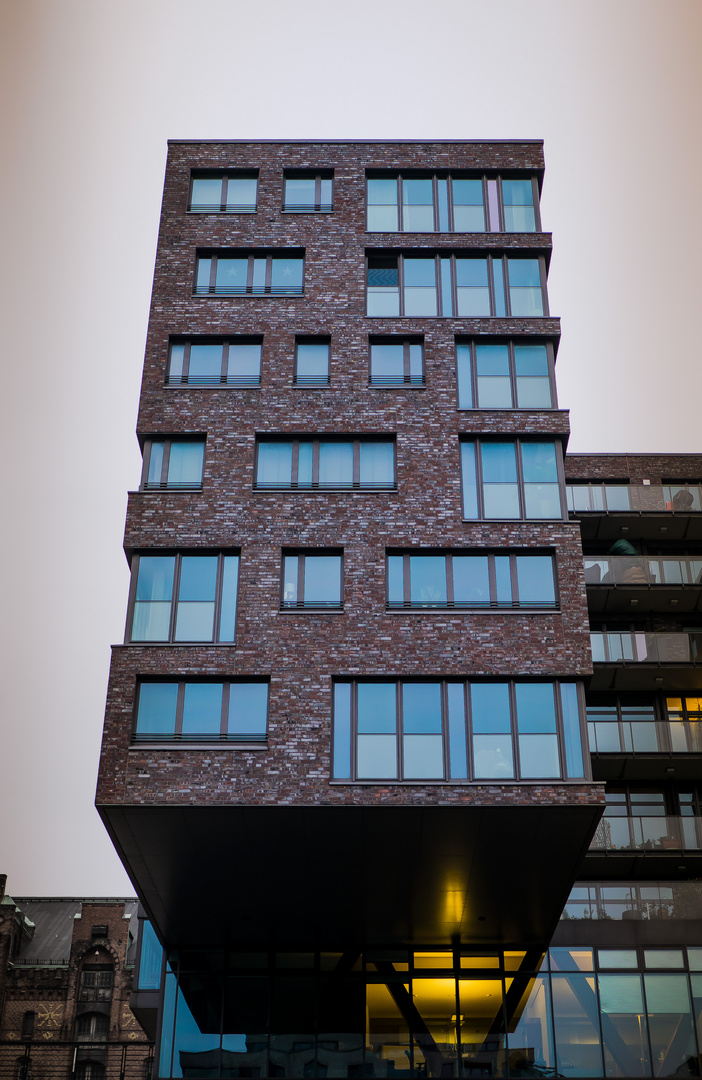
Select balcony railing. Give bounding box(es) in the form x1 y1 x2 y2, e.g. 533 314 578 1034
591 631 702 663
568 484 702 513
590 815 702 852
585 556 702 586
588 719 702 754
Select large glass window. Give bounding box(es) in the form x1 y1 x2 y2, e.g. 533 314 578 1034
283 171 333 212
167 339 262 387
255 438 395 490
366 253 547 317
188 171 258 213
134 681 269 743
195 251 304 296
366 173 540 233
282 551 343 609
387 551 557 610
332 680 587 782
141 439 205 491
461 439 563 520
127 553 239 643
369 337 424 386
294 337 330 386
456 340 555 409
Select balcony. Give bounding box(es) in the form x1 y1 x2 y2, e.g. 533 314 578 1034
587 716 702 781
584 556 702 613
586 815 702 879
589 631 702 691
567 484 702 541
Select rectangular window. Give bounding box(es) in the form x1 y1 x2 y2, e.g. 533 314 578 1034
133 681 269 743
127 552 239 643
188 171 258 213
255 438 395 490
282 551 343 609
366 173 540 233
283 171 333 212
167 338 262 387
461 439 564 520
140 439 205 490
386 551 557 610
332 680 587 782
369 338 424 386
366 253 548 317
195 251 304 296
294 337 330 386
456 340 555 409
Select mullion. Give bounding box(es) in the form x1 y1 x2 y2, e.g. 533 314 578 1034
265 254 273 294
398 255 405 316
445 554 455 608
531 177 542 231
508 341 518 406
403 341 410 383
397 682 404 780
465 681 474 780
538 257 550 315
351 684 358 779
440 681 449 780
161 441 172 488
208 256 217 294
403 554 411 608
221 342 229 385
514 439 526 518
451 254 458 317
298 557 307 608
508 682 520 779
174 683 185 738
125 555 141 641
183 342 192 384
246 256 254 294
291 440 300 488
397 176 404 231
509 554 519 608
432 174 439 232
314 175 321 212
213 555 224 641
220 682 230 739
553 684 567 779
495 177 505 232
353 441 360 488
487 553 498 608
169 555 183 640
220 175 229 212
447 175 455 233
312 441 320 487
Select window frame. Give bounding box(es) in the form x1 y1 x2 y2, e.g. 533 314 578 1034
386 550 559 611
125 551 240 644
166 337 263 388
131 679 270 746
460 437 567 521
187 170 259 213
139 437 205 492
293 336 331 387
332 679 588 784
254 436 397 491
194 250 305 297
281 549 344 611
365 252 549 318
365 172 542 234
455 338 557 410
283 170 334 213
368 336 425 387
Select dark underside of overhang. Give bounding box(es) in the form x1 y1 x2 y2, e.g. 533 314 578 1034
99 802 602 950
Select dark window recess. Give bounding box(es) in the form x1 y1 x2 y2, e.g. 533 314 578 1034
75 1013 110 1041
461 439 565 521
282 551 343 609
255 438 396 491
21 1013 35 1040
91 925 108 940
367 173 540 233
140 439 205 491
126 552 239 644
195 252 304 296
133 681 269 744
294 337 330 386
369 338 424 386
456 339 556 409
284 171 333 212
167 339 262 387
387 551 558 610
188 171 258 212
79 968 114 1003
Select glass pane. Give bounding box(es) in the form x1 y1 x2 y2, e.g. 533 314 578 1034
458 979 504 1078
170 976 222 1078
452 556 490 605
357 683 397 733
357 734 397 778
403 734 443 777
257 442 292 486
402 682 442 733
271 258 303 292
367 287 400 315
320 177 332 206
182 683 222 736
519 733 560 778
440 257 453 316
644 975 696 1077
297 440 313 486
215 257 248 292
283 555 299 604
456 343 472 408
515 683 557 733
175 556 218 641
483 483 520 518
517 375 552 408
218 556 239 642
482 441 518 482
168 442 204 486
476 344 512 407
437 178 449 232
319 442 354 485
225 176 257 209
136 683 178 736
552 974 604 1077
514 344 548 376
228 683 268 737
303 555 341 604
404 286 437 316
461 443 479 519
191 177 222 208
447 682 467 779
494 555 512 604
387 555 404 604
403 178 433 205
147 441 164 485
195 257 211 290
409 343 423 380
132 556 175 640
453 204 486 232
524 483 562 519
359 442 394 486
598 951 639 969
644 950 684 969
452 179 483 206
455 258 489 284
367 204 398 232
471 683 511 732
227 342 261 381
333 683 352 779
561 683 585 778
296 342 329 381
473 734 514 778
371 343 404 381
137 921 163 990
598 974 649 1077
507 975 555 1075
252 257 266 290
409 556 446 605
493 258 506 316
189 344 223 382
516 555 555 605
285 177 315 206
367 178 398 204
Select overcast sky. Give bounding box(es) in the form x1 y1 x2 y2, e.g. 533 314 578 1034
1 0 701 897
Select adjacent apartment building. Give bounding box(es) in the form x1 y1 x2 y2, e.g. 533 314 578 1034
96 141 702 1080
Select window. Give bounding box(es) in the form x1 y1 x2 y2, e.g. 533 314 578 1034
188 171 258 213
167 338 262 387
294 337 330 386
369 338 424 386
76 1065 104 1080
284 171 333 212
127 553 239 643
332 680 586 782
75 1013 109 1041
21 1013 35 1040
366 253 547 317
133 681 269 743
282 551 342 609
461 439 564 520
91 925 108 940
195 251 304 296
586 696 662 754
79 968 114 1003
140 439 204 491
667 696 702 752
255 438 395 490
456 340 555 409
387 551 557 610
366 173 540 233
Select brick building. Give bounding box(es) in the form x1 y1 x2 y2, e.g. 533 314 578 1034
97 142 702 1078
0 876 152 1080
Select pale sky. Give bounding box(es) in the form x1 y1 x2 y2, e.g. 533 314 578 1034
1 0 701 896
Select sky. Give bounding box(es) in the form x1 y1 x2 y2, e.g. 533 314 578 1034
1 0 701 896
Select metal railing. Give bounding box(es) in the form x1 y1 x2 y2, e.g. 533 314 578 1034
567 483 702 513
590 631 702 663
587 719 702 754
561 880 702 920
584 555 702 586
194 285 304 296
590 815 702 852
0 1041 153 1080
166 374 261 387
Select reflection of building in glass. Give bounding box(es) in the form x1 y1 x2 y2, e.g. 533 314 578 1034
96 141 702 1078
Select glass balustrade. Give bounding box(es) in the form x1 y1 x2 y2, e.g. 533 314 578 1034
590 631 702 663
590 815 702 851
584 556 702 586
568 484 702 513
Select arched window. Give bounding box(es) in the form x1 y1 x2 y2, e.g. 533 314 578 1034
75 1013 109 1042
79 962 114 1003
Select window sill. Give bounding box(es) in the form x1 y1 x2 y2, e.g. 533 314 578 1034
130 741 267 751
255 485 396 493
461 517 567 524
369 381 426 390
125 640 237 646
385 604 559 614
283 207 333 214
329 778 595 786
165 380 261 389
187 207 257 214
139 485 203 493
280 604 343 613
194 288 305 298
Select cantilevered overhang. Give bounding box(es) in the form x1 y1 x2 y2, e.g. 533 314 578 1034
100 802 602 950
